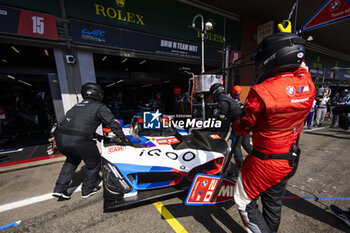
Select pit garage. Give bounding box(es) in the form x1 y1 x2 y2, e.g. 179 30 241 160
0 43 56 156
93 53 220 124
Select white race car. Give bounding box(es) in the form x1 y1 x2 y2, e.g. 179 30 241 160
100 115 230 212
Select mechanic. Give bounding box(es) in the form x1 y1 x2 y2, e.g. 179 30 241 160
230 85 253 168
211 31 315 232
52 83 129 200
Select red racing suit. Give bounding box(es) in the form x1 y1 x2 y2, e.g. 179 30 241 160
233 67 316 233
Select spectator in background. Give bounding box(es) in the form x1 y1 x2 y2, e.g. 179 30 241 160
315 90 330 127
331 89 350 127
305 99 317 129
330 91 340 126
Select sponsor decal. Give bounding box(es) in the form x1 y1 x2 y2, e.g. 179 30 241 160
156 137 180 145
81 28 106 42
185 174 235 205
291 97 310 103
286 86 296 96
108 146 124 153
298 85 310 93
143 110 161 129
210 134 222 140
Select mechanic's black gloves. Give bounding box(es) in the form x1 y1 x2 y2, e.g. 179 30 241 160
210 84 242 120
110 136 132 146
93 133 104 142
217 94 242 119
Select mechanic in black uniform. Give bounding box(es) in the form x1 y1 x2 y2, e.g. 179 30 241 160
52 83 129 200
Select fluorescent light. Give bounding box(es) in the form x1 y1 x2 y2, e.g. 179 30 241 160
163 80 170 83
17 80 32 86
122 58 128 63
106 79 124 88
141 84 152 88
332 66 350 70
1 59 7 63
139 60 146 65
44 49 49 56
125 68 128 71
102 55 107 61
106 82 117 88
7 75 15 80
11 46 19 53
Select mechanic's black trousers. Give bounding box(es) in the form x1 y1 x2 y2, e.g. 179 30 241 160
53 133 101 195
235 165 297 233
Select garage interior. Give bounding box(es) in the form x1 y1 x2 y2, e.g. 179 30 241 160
0 42 221 150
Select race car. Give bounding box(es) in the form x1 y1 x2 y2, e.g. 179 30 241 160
100 115 230 212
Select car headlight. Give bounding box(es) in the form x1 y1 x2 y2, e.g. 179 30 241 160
102 159 133 194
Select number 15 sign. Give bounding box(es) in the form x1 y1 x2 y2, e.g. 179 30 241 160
17 10 58 40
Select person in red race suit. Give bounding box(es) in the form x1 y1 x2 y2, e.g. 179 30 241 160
234 33 315 233
211 31 315 232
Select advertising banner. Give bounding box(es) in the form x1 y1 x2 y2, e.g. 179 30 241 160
71 19 223 62
301 0 350 32
64 0 241 49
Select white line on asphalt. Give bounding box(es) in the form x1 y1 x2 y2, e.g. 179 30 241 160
0 148 24 155
302 126 328 132
0 185 82 213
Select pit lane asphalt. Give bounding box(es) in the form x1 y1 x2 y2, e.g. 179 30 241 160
0 126 349 233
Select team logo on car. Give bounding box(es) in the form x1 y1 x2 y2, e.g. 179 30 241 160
286 86 296 96
201 179 208 187
143 110 161 129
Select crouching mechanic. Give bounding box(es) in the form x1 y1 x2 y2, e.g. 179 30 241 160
211 32 315 232
53 83 129 200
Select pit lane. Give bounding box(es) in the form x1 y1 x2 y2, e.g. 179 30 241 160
0 126 349 233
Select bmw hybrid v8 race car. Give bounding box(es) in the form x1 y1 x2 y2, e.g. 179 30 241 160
100 116 230 212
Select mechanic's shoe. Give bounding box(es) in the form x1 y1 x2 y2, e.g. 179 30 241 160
82 186 101 199
330 205 350 227
52 191 71 200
